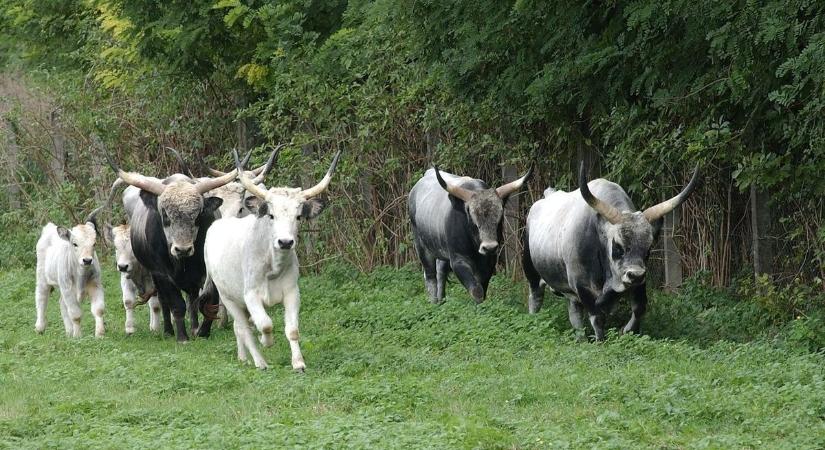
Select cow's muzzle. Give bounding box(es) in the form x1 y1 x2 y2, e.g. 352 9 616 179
622 268 646 286
478 241 499 255
171 244 195 258
117 264 130 273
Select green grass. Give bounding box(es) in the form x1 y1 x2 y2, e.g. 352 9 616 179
1 264 824 449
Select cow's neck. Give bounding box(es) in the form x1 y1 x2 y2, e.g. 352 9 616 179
265 247 294 279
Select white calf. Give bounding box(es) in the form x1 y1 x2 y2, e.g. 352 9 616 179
204 149 340 370
107 224 161 334
35 218 105 338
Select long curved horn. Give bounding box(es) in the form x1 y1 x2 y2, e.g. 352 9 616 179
434 166 474 202
85 205 105 231
103 152 167 196
642 166 700 222
251 144 284 184
194 150 252 194
496 166 533 199
233 149 269 199
103 178 126 211
165 147 194 178
301 149 343 199
579 161 623 225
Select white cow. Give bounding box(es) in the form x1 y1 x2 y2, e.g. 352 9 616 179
35 210 105 338
106 224 161 334
204 149 341 370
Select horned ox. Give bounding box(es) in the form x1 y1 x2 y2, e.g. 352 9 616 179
523 163 699 340
105 156 238 342
34 208 105 337
204 149 341 370
106 224 161 335
408 167 531 303
108 149 278 331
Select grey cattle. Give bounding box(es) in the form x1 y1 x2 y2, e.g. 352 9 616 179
408 166 531 303
35 208 105 338
523 163 698 340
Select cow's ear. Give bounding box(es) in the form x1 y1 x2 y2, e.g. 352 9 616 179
57 226 71 241
301 198 326 220
256 201 270 218
650 217 664 241
203 197 223 217
245 197 263 215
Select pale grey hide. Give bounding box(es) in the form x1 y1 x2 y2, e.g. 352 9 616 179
107 224 161 334
523 166 698 340
203 150 340 370
35 222 105 338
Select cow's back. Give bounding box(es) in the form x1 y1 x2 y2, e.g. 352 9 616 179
409 169 487 259
36 223 72 286
528 179 637 293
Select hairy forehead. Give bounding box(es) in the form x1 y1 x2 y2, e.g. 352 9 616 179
72 223 97 242
159 183 203 218
614 214 653 245
469 190 503 215
112 225 130 241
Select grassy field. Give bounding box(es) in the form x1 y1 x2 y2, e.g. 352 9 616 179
1 264 824 449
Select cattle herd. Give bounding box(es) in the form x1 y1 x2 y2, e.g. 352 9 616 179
34 148 698 370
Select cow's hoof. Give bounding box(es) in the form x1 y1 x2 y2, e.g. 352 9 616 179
429 297 445 305
294 367 306 374
256 363 269 371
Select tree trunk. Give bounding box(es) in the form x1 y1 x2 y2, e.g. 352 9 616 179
750 185 774 277
501 164 520 277
49 109 66 184
662 208 683 290
2 118 21 209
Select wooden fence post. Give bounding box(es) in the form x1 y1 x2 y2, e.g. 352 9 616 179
501 164 520 277
2 118 21 209
663 208 683 290
750 185 774 278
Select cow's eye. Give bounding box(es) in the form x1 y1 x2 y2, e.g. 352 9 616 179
612 242 624 259
238 208 244 214
268 214 274 220
72 242 78 248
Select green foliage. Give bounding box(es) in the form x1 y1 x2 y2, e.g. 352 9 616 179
2 266 825 448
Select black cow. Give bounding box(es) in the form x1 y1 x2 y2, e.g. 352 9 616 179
105 159 239 342
408 166 531 303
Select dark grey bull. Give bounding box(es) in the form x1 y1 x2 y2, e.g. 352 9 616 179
104 157 239 342
408 167 531 303
523 163 699 340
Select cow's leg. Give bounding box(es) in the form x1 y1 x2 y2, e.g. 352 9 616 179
223 299 266 369
565 295 587 342
34 281 50 334
87 282 105 338
244 289 273 348
154 278 188 342
523 233 545 314
123 295 136 335
59 287 83 338
58 293 73 335
435 259 450 302
623 284 648 334
283 287 305 372
148 295 161 333
160 302 174 336
187 292 200 337
122 277 137 334
450 258 484 303
575 286 605 341
414 237 439 302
